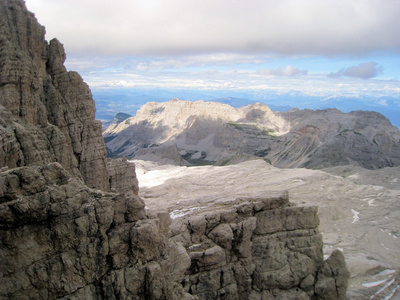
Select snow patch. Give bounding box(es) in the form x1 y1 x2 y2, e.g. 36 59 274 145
170 207 204 219
361 198 376 206
370 278 395 299
363 279 388 288
188 244 202 250
375 269 396 277
351 209 360 223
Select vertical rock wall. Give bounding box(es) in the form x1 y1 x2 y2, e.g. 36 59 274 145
0 0 108 190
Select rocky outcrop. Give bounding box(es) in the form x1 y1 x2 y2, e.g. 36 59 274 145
0 165 349 299
0 163 149 299
168 192 349 299
104 100 400 169
107 157 139 195
0 0 108 190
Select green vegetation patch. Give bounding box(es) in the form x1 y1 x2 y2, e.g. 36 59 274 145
226 122 278 136
186 159 215 166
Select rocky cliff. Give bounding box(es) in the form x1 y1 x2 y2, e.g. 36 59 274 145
104 100 400 169
0 0 108 190
0 164 349 299
0 1 348 299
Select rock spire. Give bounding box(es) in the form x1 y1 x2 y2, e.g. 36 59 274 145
0 0 108 190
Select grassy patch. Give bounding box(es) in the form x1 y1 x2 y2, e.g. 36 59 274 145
226 122 278 136
186 159 215 166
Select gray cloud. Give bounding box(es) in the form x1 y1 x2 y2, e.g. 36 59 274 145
26 0 400 56
329 62 382 79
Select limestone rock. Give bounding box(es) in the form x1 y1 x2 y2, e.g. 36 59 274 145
315 250 350 300
0 0 108 190
102 112 132 131
107 157 139 195
165 192 348 300
0 162 349 299
104 99 400 169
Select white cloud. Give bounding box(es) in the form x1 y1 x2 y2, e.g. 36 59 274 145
25 0 400 56
257 66 308 77
134 54 264 71
23 0 400 106
378 99 388 106
329 62 382 79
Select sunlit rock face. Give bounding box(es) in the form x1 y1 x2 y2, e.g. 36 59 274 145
104 99 290 163
104 100 400 169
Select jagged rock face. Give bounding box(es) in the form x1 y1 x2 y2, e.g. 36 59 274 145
0 0 108 190
168 192 349 300
0 163 148 299
0 165 349 299
104 100 400 169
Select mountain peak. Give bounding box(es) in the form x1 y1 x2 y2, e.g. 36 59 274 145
104 99 291 161
104 99 400 168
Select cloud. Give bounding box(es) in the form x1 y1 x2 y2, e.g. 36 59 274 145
329 62 382 79
257 66 308 77
377 99 388 106
25 0 400 56
124 54 265 71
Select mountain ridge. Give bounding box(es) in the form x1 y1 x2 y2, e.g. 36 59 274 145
93 88 400 129
104 99 400 169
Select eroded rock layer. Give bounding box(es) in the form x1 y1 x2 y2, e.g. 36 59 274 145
0 166 348 299
0 0 108 190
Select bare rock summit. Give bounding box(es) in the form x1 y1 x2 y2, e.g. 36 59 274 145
104 100 400 169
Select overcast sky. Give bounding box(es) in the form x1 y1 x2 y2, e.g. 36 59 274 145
25 0 400 102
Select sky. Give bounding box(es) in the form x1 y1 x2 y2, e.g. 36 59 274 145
25 0 400 104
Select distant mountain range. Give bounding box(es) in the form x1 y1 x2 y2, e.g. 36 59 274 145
103 99 400 169
93 88 400 129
